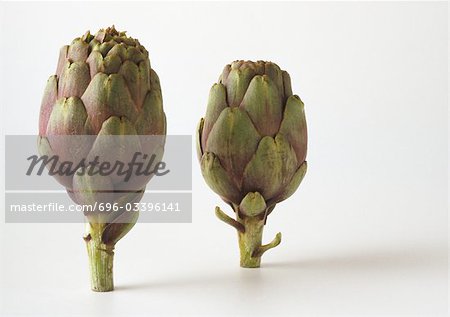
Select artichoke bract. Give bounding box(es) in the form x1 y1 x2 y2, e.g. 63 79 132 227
38 27 166 291
197 60 307 268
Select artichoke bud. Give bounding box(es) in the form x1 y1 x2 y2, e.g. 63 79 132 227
198 60 307 208
198 60 307 268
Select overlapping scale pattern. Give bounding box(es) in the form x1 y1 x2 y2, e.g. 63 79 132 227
38 27 166 243
198 60 307 213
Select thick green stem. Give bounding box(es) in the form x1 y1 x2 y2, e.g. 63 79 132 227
85 224 115 292
238 217 264 268
215 206 282 268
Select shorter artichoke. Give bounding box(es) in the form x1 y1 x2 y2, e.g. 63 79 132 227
197 60 307 268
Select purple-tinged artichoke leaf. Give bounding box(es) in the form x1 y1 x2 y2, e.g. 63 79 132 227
264 62 283 93
219 64 231 84
39 75 58 136
58 62 90 98
46 97 88 136
67 39 89 62
45 96 91 186
38 137 74 189
56 45 69 78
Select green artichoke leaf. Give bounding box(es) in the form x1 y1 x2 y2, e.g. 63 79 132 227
85 50 122 77
242 134 298 201
205 107 261 187
101 54 122 75
239 192 267 217
125 46 146 64
196 118 204 161
282 71 293 101
105 74 138 121
201 152 242 204
135 88 165 135
119 60 143 107
98 40 117 57
225 66 257 107
240 75 283 137
201 83 228 148
105 42 126 60
270 161 307 205
279 95 307 163
80 73 111 134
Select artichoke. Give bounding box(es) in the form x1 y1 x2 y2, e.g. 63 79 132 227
197 60 307 268
38 26 166 291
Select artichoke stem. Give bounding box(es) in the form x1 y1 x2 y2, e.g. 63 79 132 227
238 217 265 268
85 225 114 292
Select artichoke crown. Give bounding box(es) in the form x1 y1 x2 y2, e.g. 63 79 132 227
197 60 307 214
39 26 166 138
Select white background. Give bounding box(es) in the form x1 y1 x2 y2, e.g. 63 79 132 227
0 1 448 316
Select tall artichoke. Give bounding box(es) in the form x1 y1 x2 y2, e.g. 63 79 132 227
38 26 166 291
197 60 307 268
